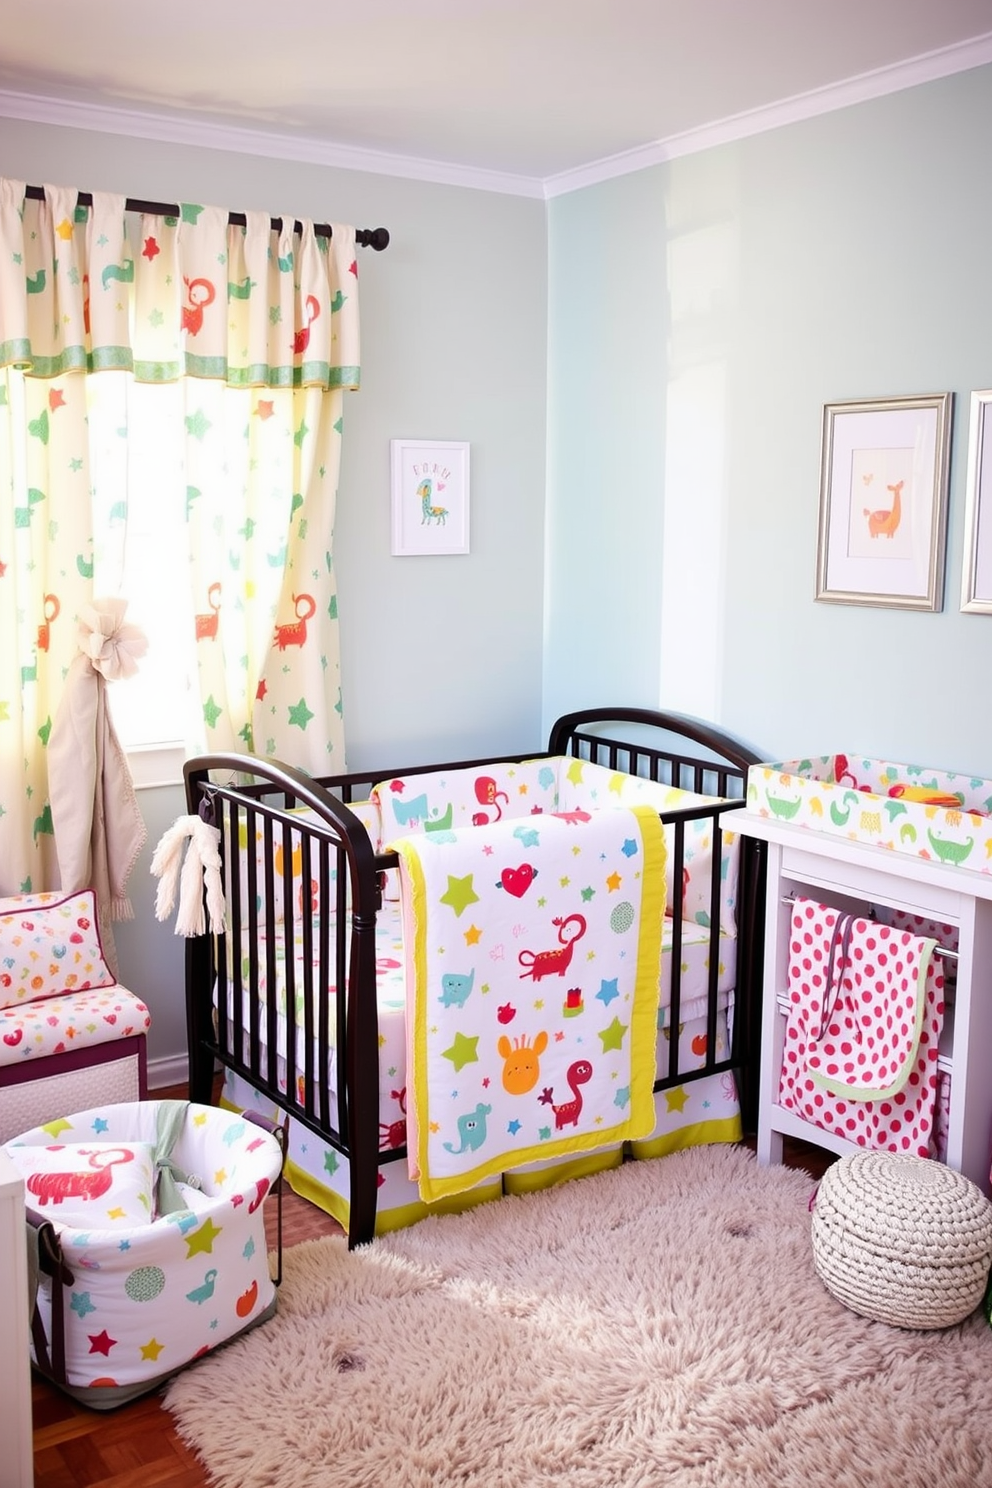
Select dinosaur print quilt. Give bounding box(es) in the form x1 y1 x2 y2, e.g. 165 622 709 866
389 804 666 1203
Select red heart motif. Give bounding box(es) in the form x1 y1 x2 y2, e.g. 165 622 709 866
2 1029 22 1046
104 1013 117 1024
70 932 83 944
500 864 536 898
77 918 91 930
691 1033 708 1056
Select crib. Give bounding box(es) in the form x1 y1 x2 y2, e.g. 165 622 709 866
182 706 767 1247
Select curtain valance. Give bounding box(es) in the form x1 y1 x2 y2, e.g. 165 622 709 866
0 179 360 389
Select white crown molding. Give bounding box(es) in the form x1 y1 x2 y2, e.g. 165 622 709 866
0 89 545 200
2 29 990 203
543 30 992 199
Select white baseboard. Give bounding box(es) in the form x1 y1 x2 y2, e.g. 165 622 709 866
147 1052 189 1091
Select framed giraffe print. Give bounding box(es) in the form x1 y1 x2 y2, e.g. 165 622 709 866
960 390 992 614
814 392 952 611
390 439 470 556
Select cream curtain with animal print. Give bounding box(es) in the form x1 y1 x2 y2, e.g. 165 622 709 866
0 178 360 898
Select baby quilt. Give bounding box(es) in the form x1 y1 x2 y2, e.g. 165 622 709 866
389 803 666 1202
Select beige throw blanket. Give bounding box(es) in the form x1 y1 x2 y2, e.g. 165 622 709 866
47 600 147 976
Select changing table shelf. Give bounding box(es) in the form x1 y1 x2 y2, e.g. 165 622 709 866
729 811 992 1196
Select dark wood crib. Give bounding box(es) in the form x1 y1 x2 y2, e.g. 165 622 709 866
182 705 767 1246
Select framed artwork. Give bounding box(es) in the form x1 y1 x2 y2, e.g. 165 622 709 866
814 392 953 611
960 390 992 615
390 439 470 556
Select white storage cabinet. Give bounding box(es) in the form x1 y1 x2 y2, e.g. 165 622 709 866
731 813 992 1196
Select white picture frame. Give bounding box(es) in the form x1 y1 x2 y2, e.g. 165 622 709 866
960 389 992 615
814 392 952 611
390 439 470 556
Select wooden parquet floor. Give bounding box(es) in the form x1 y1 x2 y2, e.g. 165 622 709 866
27 1086 832 1488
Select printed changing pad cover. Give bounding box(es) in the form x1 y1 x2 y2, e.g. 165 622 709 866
747 753 992 874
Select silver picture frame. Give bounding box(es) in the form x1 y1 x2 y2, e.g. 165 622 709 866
815 392 952 611
960 390 992 615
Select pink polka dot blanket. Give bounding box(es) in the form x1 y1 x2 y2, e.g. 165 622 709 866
779 897 946 1156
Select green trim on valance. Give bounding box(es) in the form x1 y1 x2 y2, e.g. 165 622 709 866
0 182 362 391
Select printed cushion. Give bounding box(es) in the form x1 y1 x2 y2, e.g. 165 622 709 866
4 1139 156 1229
0 984 150 1067
0 889 115 1009
554 759 741 935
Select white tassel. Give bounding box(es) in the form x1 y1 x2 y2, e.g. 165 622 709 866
150 814 226 937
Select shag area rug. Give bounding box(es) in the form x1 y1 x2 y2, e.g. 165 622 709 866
164 1145 992 1488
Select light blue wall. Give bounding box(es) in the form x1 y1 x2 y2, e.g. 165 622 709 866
545 63 992 776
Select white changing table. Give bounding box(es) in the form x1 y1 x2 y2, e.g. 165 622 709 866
729 811 992 1196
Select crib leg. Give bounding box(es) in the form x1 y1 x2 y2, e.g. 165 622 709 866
185 937 217 1105
348 1153 379 1249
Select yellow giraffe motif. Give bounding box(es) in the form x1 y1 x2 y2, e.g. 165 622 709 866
498 1031 548 1095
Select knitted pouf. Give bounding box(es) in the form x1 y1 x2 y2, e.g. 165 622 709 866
811 1150 992 1330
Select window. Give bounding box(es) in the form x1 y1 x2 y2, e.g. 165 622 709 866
88 373 199 754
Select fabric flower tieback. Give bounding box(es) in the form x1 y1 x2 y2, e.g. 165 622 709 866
150 813 226 937
76 596 148 680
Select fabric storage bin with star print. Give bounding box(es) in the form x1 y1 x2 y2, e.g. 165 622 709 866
5 1098 283 1408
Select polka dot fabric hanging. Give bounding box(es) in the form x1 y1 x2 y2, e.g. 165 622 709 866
778 897 946 1157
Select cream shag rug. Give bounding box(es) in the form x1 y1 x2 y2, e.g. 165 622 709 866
164 1145 992 1488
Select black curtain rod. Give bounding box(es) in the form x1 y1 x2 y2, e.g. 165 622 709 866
23 184 389 251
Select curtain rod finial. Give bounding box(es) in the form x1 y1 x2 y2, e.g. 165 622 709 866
358 227 390 251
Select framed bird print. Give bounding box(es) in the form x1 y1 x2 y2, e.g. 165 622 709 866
814 392 952 611
390 439 470 556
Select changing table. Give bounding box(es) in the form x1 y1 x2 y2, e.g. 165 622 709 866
730 754 992 1195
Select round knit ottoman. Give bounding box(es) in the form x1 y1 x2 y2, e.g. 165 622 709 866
811 1150 992 1330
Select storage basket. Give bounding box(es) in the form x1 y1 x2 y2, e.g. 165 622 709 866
6 1099 284 1407
811 1150 992 1330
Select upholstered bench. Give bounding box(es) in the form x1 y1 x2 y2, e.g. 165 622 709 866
0 890 150 1143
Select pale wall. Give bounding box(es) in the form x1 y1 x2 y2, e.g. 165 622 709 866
544 63 992 777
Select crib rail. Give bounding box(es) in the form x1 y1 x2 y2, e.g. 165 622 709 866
548 707 766 1126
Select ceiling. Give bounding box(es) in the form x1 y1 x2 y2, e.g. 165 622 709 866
3 0 992 194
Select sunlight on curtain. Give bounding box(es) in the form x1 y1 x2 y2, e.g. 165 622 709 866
0 178 361 898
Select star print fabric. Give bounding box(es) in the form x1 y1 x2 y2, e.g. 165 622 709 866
389 805 666 1203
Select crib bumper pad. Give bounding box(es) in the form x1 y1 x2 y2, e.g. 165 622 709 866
0 985 150 1067
6 1099 282 1403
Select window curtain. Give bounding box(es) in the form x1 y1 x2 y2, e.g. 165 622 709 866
0 178 361 902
